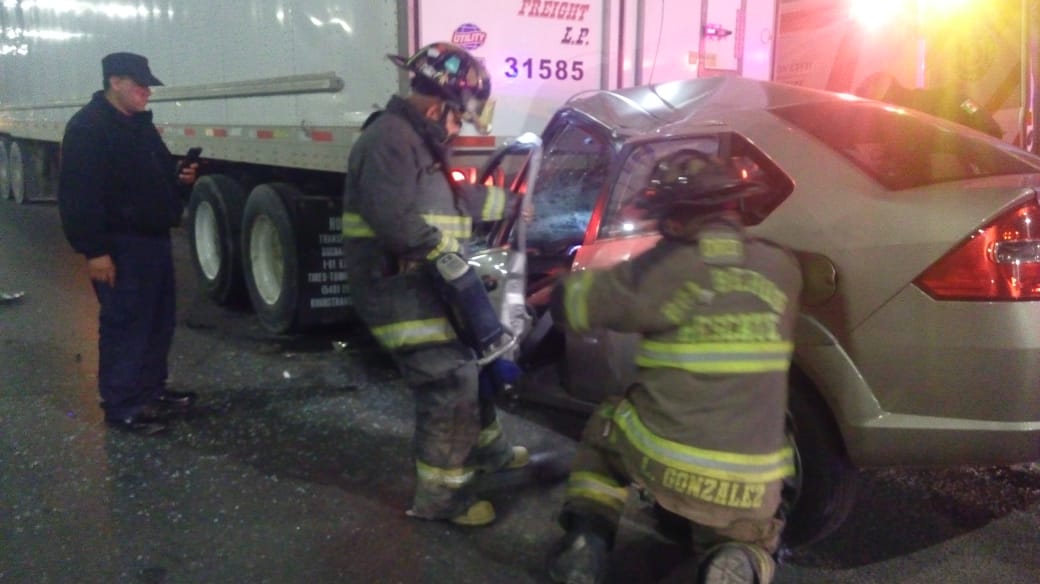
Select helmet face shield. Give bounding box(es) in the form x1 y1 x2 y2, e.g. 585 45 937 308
461 97 495 135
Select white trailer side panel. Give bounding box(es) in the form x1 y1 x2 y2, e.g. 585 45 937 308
0 0 404 170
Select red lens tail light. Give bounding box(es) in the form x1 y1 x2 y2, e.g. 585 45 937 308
915 195 1040 300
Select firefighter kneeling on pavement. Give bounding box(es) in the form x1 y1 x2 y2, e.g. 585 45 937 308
546 150 802 584
341 42 529 527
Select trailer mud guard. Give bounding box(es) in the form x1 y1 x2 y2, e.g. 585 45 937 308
241 182 351 334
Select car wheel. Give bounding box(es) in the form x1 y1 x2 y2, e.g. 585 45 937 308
781 378 860 548
241 182 300 334
188 174 247 305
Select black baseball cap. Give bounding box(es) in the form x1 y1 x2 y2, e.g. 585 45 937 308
102 52 164 86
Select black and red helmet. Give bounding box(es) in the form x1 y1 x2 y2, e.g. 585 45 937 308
389 42 494 134
640 149 757 218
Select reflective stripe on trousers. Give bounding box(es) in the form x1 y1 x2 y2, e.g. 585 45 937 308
612 400 794 484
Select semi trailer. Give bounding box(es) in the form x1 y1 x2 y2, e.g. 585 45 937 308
0 0 777 332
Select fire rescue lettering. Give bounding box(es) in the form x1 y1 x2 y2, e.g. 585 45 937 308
710 267 788 313
659 463 767 509
662 267 788 342
517 0 591 21
680 313 780 343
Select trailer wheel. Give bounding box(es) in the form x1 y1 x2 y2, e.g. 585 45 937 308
9 141 35 204
242 182 300 333
188 174 247 305
781 378 860 548
0 139 11 200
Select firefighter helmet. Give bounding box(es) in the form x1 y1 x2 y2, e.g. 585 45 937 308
639 149 756 219
389 42 494 134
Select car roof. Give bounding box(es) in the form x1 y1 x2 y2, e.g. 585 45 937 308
561 75 854 137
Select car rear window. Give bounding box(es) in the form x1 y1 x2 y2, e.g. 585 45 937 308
772 101 1040 190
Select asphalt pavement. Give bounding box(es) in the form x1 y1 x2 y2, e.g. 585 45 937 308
1 200 1038 584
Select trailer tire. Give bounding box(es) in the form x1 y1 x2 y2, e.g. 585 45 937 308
9 141 36 204
781 379 859 548
0 139 11 200
8 140 57 204
242 182 300 334
188 174 247 305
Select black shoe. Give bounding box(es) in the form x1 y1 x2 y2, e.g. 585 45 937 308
155 389 198 411
105 404 168 435
547 530 610 584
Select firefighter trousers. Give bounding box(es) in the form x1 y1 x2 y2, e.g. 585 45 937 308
396 342 517 519
559 398 784 582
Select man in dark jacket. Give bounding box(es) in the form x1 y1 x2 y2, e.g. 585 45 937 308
341 43 528 526
58 52 199 435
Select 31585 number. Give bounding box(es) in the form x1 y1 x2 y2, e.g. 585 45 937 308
504 57 585 81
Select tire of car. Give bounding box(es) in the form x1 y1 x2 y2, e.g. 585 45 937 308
782 377 860 548
187 174 247 306
241 182 300 334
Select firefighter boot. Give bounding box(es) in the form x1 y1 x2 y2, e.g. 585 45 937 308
547 515 614 584
699 542 775 584
406 499 496 527
448 500 496 527
503 445 531 470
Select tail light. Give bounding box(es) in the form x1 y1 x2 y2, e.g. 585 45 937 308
451 166 506 187
915 195 1040 300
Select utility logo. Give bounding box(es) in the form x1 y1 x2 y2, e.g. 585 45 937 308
452 23 487 51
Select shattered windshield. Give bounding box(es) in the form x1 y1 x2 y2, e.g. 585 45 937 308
523 123 612 256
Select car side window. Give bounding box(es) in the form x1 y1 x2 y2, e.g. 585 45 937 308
600 138 719 238
599 134 793 238
523 123 612 256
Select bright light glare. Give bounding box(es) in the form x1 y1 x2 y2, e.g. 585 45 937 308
849 0 907 30
22 29 86 40
919 0 971 15
18 1 162 20
328 18 352 34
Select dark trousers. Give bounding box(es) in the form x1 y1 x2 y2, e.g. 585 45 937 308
91 234 175 419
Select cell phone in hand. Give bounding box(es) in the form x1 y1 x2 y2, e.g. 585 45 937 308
182 146 203 165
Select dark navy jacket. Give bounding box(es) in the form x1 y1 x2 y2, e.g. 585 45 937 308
58 91 185 259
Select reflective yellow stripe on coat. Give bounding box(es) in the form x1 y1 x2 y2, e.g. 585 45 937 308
341 212 468 258
370 318 455 350
636 339 793 374
480 186 507 221
613 400 794 483
563 271 595 332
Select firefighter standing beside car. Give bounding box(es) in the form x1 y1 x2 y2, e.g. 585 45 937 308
546 150 802 584
340 42 529 527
